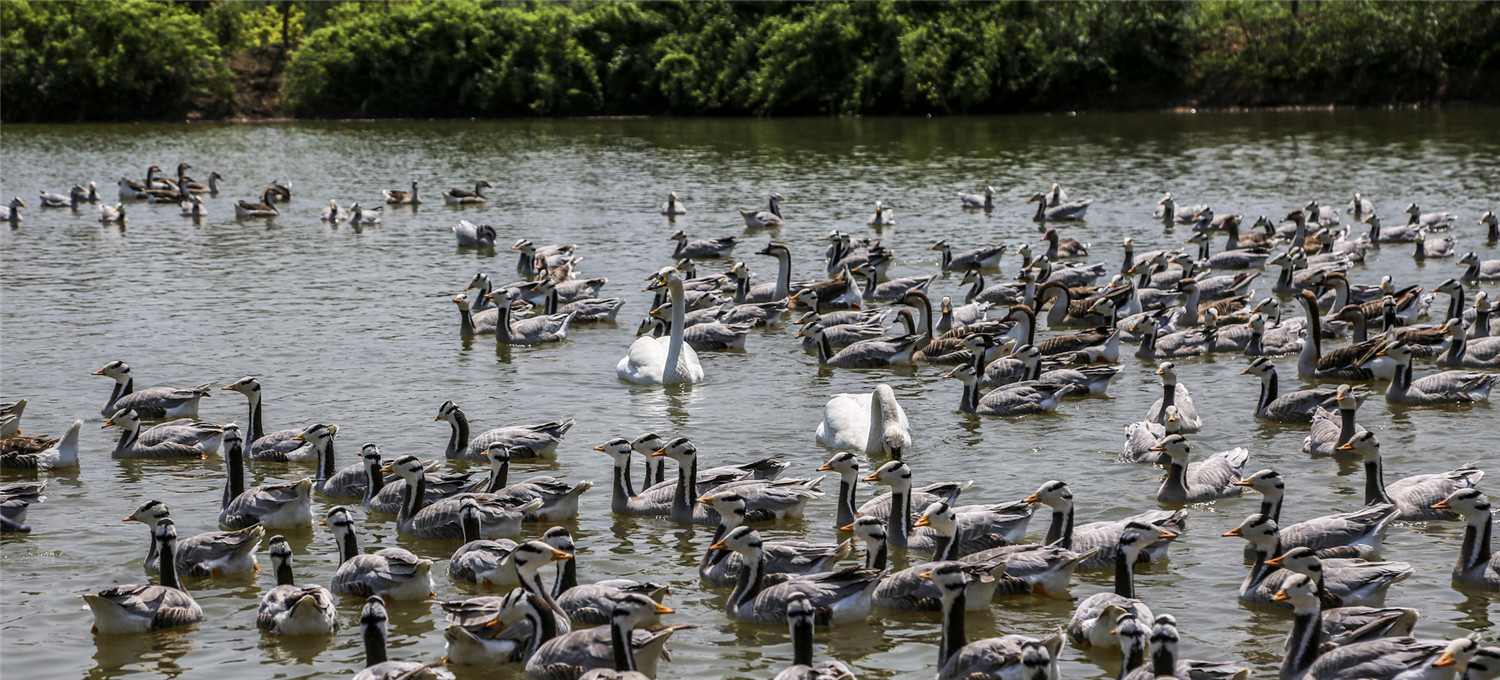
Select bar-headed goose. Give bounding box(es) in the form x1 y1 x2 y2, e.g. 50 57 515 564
1378 343 1497 404
1143 363 1203 433
1029 191 1091 221
1066 521 1168 649
1226 514 1409 609
814 384 911 458
1430 489 1499 589
595 438 674 517
1242 358 1339 423
916 500 1085 601
385 455 541 539
257 535 339 635
864 460 1029 554
1122 406 1180 465
944 363 1079 416
1458 251 1500 282
222 376 328 460
773 593 859 680
1266 546 1413 607
325 506 434 600
84 519 202 634
1121 614 1250 680
927 562 1063 680
469 444 591 522
354 596 455 680
713 526 879 625
365 454 472 516
652 437 819 526
957 186 996 210
817 451 969 532
448 497 520 586
1151 434 1248 503
443 180 490 204
218 425 314 530
1234 469 1397 559
436 400 573 460
543 527 670 626
525 592 690 680
699 492 849 588
1437 318 1500 368
660 191 686 216
125 499 262 577
740 193 787 228
1301 384 1369 456
454 219 498 248
104 408 221 459
1337 431 1484 521
1021 480 1185 570
93 360 212 419
1 197 25 222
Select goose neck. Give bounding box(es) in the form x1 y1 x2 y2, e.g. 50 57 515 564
158 537 183 591
275 558 295 587
1461 506 1492 572
363 617 388 666
1163 461 1188 503
1113 547 1135 598
1282 605 1323 679
610 616 637 672
223 443 244 510
446 409 469 458
1046 505 1074 549
791 614 814 667
774 252 792 300
663 278 687 376
938 589 968 667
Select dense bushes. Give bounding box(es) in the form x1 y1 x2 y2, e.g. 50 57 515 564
2 1 1497 122
0 0 232 122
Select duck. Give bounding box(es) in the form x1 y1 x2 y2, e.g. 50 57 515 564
443 180 491 204
1242 358 1339 422
435 400 573 461
668 229 736 259
712 526 879 625
103 408 222 459
957 186 996 210
1302 385 1370 456
1029 191 1091 221
660 191 686 215
1437 318 1500 367
1458 251 1500 282
1143 363 1204 433
125 499 262 577
1338 431 1484 521
740 193 786 228
618 266 705 385
813 384 911 458
386 455 541 539
83 519 203 634
1234 469 1396 559
945 363 1079 416
93 360 213 419
0 419 81 469
218 425 314 530
1118 613 1250 680
383 179 421 204
698 492 849 588
257 535 339 635
525 592 688 680
234 184 283 217
354 596 455 680
324 506 435 600
1379 343 1497 404
1151 435 1248 504
1066 521 1169 649
1226 514 1412 609
773 593 859 680
2 197 26 222
454 219 498 248
1019 480 1186 570
1431 489 1500 589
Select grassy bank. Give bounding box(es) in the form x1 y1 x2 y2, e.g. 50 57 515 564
3 1 1496 122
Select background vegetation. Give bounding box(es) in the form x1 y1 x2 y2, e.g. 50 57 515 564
3 0 1497 122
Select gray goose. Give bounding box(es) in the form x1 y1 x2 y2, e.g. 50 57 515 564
660 191 686 215
466 443 592 522
863 508 1019 613
740 193 786 228
1242 358 1339 423
104 408 221 459
325 506 435 600
1431 489 1500 589
808 325 923 369
1 197 25 222
1458 251 1500 282
932 240 1008 271
83 519 203 634
382 179 421 204
773 593 859 680
436 400 573 460
1119 614 1250 680
257 535 339 635
453 219 498 248
698 492 849 588
1226 514 1412 609
1301 385 1369 456
443 180 490 204
957 185 996 210
125 499 262 577
447 497 520 586
712 526 879 625
234 184 284 217
222 376 326 461
218 425 314 530
865 460 1032 556
921 500 1086 601
1020 480 1186 570
817 451 970 532
928 562 1063 680
945 363 1080 417
543 527 670 626
651 436 819 526
1378 343 1497 405
1339 431 1484 522
668 229 736 259
354 597 454 680
1143 363 1204 433
1029 191 1091 221
1437 318 1500 368
525 592 689 680
385 455 541 540
1233 469 1397 559
0 419 81 469
93 360 213 419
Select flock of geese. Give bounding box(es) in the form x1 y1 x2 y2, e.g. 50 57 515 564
3 169 1499 680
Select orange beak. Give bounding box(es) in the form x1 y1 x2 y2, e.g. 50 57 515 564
1023 493 1040 503
1432 498 1452 510
650 447 667 458
1149 443 1166 451
839 523 854 532
919 570 933 580
1222 527 1243 538
1337 442 1355 451
709 540 727 551
1157 529 1178 540
1265 555 1286 568
1234 479 1254 487
1435 652 1456 667
292 434 304 442
696 497 714 506
1272 590 1290 602
862 472 881 482
592 444 606 451
913 516 931 528
92 369 105 375
122 516 136 522
551 550 572 562
815 463 834 471
653 603 674 614
379 464 393 473
433 416 442 421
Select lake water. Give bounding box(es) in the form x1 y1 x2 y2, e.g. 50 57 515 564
1 110 1496 680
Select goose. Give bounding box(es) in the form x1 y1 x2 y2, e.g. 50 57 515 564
733 244 795 303
1437 318 1500 367
865 463 1032 556
1020 480 1186 570
1269 547 1414 609
3 397 37 437
177 170 219 195
668 229 736 259
386 455 541 540
543 527 669 626
1469 648 1500 680
435 400 573 461
1122 406 1180 465
1242 358 1339 422
104 408 221 459
125 500 262 577
0 419 80 469
813 384 911 457
486 289 575 345
925 563 1062 680
1226 514 1412 609
257 535 339 635
383 179 421 204
1346 192 1375 218
1402 202 1457 230
1431 489 1500 589
808 324 923 369
867 200 895 227
39 185 86 208
1233 469 1396 559
541 278 625 323
1 196 26 223
324 506 435 600
83 519 203 634
467 444 591 521
616 435 781 511
118 176 150 199
1185 229 1272 269
1029 192 1091 221
595 438 674 517
796 316 886 351
223 376 329 460
643 309 754 350
93 360 212 419
0 481 45 527
1363 213 1424 243
1302 385 1369 456
1338 431 1484 521
364 451 473 516
653 437 818 526
916 500 1088 600
454 219 498 248
1265 571 1418 647
932 240 1007 271
1243 312 1304 356
354 597 455 680
851 264 935 303
827 231 893 277
447 497 520 586
1294 291 1390 382
1379 343 1497 404
945 363 1079 416
1275 573 1471 680
895 291 972 363
791 268 863 314
867 515 1017 612
347 202 382 226
175 193 207 217
773 593 859 680
320 199 346 222
525 592 687 680
218 425 314 530
1007 345 1120 396
443 180 490 204
441 589 547 667
740 193 787 228
1033 281 1114 329
1042 228 1089 259
817 451 969 532
618 266 704 385
698 492 849 588
1151 435 1248 504
234 184 283 217
963 268 1037 306
452 291 501 336
1066 521 1168 649
513 239 581 279
660 191 686 215
1414 229 1457 259
1131 313 1216 360
1458 251 1500 282
712 526 879 625
1118 614 1250 680
957 185 996 210
1144 362 1203 433
1156 192 1205 224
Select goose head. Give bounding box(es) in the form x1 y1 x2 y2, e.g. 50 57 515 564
914 500 957 535
541 526 574 555
1118 520 1172 560
102 408 143 431
223 376 261 399
922 561 968 600
1373 343 1415 366
221 423 243 453
816 451 859 481
1154 362 1182 386
125 499 170 525
1272 572 1318 606
929 239 951 253
1435 637 1483 671
698 492 748 528
650 436 696 464
1459 251 1483 267
268 534 293 572
380 455 427 482
92 360 130 383
357 443 382 467
1024 480 1073 509
154 517 178 550
322 505 356 538
434 400 462 424
482 443 528 466
1235 469 1284 497
942 363 981 386
630 433 664 457
1265 546 1326 580
512 539 573 578
611 593 673 629
292 423 337 448
1222 513 1278 552
844 516 886 548
754 242 790 257
465 272 491 293
708 525 762 557
1432 488 1490 518
452 292 476 311
863 459 911 489
592 437 633 464
1148 434 1191 464
1240 355 1276 378
1112 611 1148 660
667 229 687 243
1026 192 1047 204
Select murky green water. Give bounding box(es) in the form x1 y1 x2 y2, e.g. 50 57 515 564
1 111 1496 680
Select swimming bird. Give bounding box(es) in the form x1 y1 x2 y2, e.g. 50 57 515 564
1436 318 1500 368
618 266 705 385
1119 613 1251 680
1143 363 1204 433
698 492 849 588
773 593 859 680
1234 469 1396 559
1029 191 1091 221
712 526 879 625
813 384 911 458
669 229 737 259
83 519 202 634
383 179 421 204
454 219 498 248
543 527 670 626
957 186 996 210
325 506 435 600
222 376 328 460
257 535 339 635
1458 251 1500 282
740 193 787 228
385 455 541 540
104 408 221 459
354 596 454 679
218 424 314 530
234 184 283 217
320 199 346 222
1 197 25 223
932 240 1007 271
525 592 689 680
945 364 1079 416
435 400 573 461
444 180 490 204
1302 385 1369 456
1020 480 1186 570
660 191 686 215
1242 358 1339 422
1066 521 1169 649
1338 430 1484 521
926 562 1063 680
1431 489 1500 589
1151 435 1248 503
1379 343 1497 404
93 360 212 419
0 419 80 469
125 500 262 577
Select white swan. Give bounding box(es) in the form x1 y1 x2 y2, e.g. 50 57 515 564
814 384 911 458
617 266 704 385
